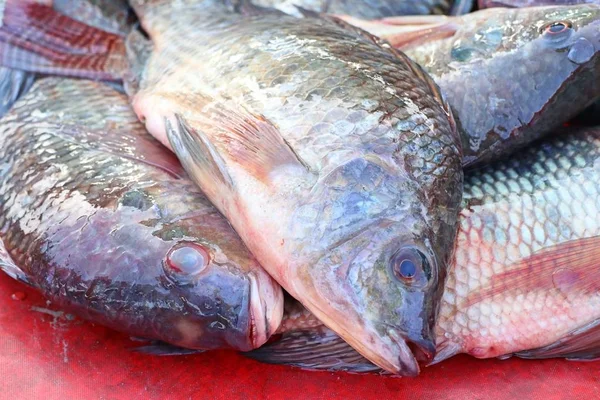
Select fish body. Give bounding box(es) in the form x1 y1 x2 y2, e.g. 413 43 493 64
0 67 35 118
0 78 283 351
124 0 463 375
344 6 600 166
250 125 600 370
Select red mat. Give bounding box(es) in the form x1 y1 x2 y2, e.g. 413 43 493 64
1 272 599 400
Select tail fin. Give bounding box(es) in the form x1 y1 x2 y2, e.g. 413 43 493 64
0 0 127 80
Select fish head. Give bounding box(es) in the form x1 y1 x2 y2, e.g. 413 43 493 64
294 152 461 375
151 185 283 352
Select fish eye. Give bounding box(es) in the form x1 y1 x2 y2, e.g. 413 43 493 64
164 242 210 283
540 21 572 36
390 247 430 287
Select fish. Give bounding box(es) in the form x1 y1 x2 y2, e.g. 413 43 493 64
0 0 464 375
250 0 473 19
247 125 600 371
340 5 600 166
480 1 600 8
52 0 134 35
0 77 283 352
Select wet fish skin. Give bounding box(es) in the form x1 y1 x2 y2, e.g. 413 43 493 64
127 0 463 375
0 78 283 351
251 0 459 19
345 6 600 166
250 125 600 369
53 0 133 35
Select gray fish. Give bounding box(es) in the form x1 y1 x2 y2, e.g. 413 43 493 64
0 67 35 119
249 125 600 371
341 5 600 166
0 77 283 351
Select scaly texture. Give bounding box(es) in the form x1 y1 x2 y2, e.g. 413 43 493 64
437 126 600 361
0 78 283 351
129 0 462 375
347 6 600 166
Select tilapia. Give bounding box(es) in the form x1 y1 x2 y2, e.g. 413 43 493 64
249 125 600 371
0 77 283 351
0 0 464 375
250 0 472 19
342 6 600 166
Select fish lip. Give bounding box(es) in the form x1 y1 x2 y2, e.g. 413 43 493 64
389 334 421 377
249 274 269 349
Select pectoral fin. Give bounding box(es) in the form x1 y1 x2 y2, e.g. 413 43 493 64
244 327 381 373
516 319 600 361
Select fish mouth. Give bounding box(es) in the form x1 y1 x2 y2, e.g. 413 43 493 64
248 273 284 349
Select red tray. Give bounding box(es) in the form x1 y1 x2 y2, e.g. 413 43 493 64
1 272 599 400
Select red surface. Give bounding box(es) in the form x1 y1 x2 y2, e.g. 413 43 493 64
2 273 600 400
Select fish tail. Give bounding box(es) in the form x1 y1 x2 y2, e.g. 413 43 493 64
0 0 127 81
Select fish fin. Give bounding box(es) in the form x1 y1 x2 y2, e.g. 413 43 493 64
0 0 126 80
339 15 458 49
466 236 600 307
170 103 309 185
132 342 205 356
166 114 236 193
0 236 30 285
0 67 36 118
516 319 600 360
429 340 462 365
123 27 152 96
449 0 474 15
244 327 381 373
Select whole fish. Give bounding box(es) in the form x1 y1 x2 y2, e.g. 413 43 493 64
342 6 600 166
0 77 283 351
480 1 600 7
0 0 464 375
249 125 600 371
251 0 473 19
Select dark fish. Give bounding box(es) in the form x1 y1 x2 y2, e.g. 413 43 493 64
251 0 473 19
248 125 600 371
341 5 600 166
0 0 464 375
0 77 283 351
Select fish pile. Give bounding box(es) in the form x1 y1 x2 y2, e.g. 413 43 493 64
0 0 597 377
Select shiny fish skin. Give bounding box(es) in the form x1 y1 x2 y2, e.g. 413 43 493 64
251 0 457 19
257 125 600 368
347 6 600 166
0 78 283 351
129 0 462 375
